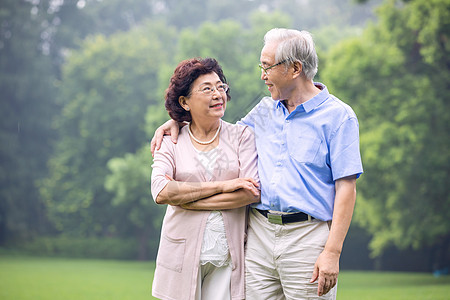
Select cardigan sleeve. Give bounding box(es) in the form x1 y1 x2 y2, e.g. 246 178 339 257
237 126 259 184
151 136 175 202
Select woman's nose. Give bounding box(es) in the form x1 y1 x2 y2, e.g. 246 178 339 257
212 88 221 98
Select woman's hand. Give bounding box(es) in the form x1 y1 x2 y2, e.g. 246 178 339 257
161 175 259 208
221 178 259 196
180 188 260 210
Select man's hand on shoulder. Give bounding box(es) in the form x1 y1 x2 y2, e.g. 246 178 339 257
150 119 183 156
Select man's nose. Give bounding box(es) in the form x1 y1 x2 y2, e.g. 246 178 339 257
260 70 267 80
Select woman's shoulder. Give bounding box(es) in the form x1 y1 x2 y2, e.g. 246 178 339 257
159 127 189 151
157 135 176 153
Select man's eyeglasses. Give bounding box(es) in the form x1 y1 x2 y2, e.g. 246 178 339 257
258 60 287 74
196 83 229 95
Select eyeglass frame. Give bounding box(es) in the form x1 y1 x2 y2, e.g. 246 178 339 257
258 60 287 74
194 83 229 95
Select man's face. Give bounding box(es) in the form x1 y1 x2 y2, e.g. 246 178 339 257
259 42 291 101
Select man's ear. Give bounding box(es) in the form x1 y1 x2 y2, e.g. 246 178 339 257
178 96 190 111
292 61 303 78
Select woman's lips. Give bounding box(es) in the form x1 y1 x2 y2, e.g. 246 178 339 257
210 103 223 109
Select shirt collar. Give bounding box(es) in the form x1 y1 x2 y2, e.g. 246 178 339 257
276 82 329 113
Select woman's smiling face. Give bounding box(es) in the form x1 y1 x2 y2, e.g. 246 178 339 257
181 72 227 122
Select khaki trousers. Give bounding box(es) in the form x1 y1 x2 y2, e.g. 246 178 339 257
245 208 337 300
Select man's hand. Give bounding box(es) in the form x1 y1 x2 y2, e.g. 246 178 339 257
310 175 356 296
150 119 182 156
310 249 340 296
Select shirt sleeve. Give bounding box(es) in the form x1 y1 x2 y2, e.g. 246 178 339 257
330 117 364 181
237 97 273 130
237 126 259 185
237 108 255 129
151 137 175 202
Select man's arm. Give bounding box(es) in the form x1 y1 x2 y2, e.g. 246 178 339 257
310 175 357 296
150 97 266 156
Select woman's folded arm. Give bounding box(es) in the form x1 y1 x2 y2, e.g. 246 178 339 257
155 177 259 206
180 188 260 210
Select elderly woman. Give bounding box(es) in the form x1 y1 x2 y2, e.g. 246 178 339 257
151 57 260 300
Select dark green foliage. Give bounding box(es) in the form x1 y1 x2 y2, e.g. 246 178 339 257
39 23 176 246
0 0 58 243
7 236 141 260
322 0 450 266
4 0 446 270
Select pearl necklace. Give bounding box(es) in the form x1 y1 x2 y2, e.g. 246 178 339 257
188 121 222 145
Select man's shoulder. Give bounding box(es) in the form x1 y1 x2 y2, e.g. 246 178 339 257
323 94 358 119
222 119 254 137
259 96 276 108
246 96 277 117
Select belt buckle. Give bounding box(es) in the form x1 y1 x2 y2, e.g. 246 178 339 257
267 213 283 225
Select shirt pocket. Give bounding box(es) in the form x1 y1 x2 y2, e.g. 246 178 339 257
156 235 186 273
287 134 322 164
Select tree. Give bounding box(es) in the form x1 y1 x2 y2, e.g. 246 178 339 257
40 21 177 238
321 0 449 269
104 144 165 260
0 0 163 246
0 0 59 243
104 104 169 260
36 0 159 77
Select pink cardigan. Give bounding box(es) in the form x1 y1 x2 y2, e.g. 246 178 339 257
151 120 259 300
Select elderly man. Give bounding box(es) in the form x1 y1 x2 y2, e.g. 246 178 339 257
151 28 363 299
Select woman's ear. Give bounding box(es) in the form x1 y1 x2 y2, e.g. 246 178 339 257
178 96 190 111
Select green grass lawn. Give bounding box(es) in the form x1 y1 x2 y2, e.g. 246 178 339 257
337 271 450 300
0 255 157 300
0 255 449 299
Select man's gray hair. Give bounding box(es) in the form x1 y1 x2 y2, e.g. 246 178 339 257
264 28 318 80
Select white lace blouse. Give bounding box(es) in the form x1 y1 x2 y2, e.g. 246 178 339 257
195 147 230 267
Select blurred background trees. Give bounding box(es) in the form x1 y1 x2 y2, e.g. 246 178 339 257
0 0 448 270
322 0 450 270
0 0 58 244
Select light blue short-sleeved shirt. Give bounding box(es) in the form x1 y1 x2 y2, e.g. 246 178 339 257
238 83 363 221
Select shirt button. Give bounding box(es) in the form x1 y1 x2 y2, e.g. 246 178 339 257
286 120 290 123
276 162 282 166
